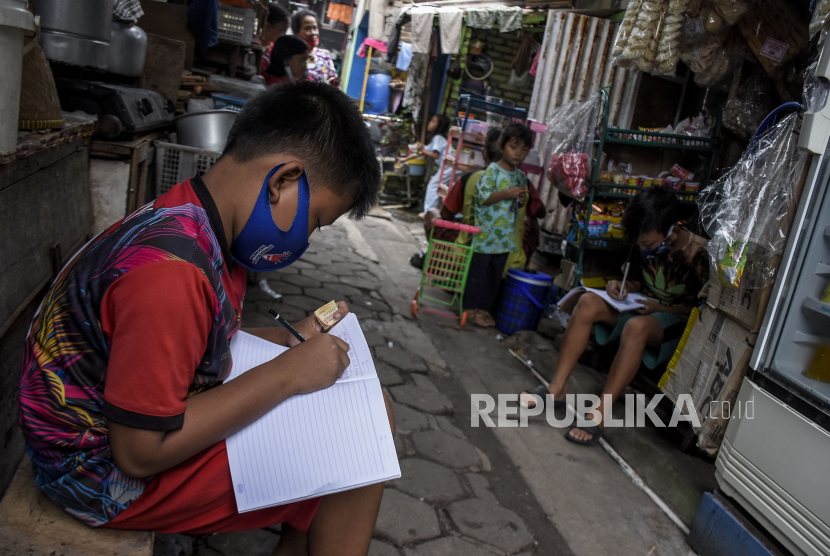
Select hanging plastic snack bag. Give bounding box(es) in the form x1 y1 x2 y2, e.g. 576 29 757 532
810 0 830 38
543 93 602 201
722 67 773 141
621 0 668 67
613 0 645 64
654 0 697 75
698 112 807 288
711 0 755 26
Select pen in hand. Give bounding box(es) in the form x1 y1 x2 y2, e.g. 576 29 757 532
619 262 630 301
268 310 307 343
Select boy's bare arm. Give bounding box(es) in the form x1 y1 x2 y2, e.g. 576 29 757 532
109 333 350 478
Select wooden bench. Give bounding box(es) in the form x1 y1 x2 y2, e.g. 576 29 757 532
0 456 153 556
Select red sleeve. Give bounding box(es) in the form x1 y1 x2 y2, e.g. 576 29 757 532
442 176 465 214
528 182 544 217
101 261 216 431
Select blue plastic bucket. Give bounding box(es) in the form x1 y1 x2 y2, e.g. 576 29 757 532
364 69 392 114
496 269 553 334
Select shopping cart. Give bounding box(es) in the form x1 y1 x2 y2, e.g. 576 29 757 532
412 219 480 327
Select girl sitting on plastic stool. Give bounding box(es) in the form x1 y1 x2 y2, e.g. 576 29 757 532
398 114 451 217
519 188 709 446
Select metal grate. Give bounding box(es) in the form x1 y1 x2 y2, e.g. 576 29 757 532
154 141 221 197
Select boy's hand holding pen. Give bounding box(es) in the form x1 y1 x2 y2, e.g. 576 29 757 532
270 301 350 347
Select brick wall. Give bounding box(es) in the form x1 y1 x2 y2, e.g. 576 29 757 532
469 28 535 109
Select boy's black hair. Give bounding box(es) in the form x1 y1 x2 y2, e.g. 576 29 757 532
291 9 318 34
432 114 451 138
621 187 681 240
498 122 533 150
484 127 502 163
267 4 290 24
224 81 380 219
266 35 309 77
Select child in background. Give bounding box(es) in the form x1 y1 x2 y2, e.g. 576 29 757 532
398 114 451 217
265 35 309 86
464 123 533 327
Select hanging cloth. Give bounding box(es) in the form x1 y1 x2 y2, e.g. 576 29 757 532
385 6 411 64
327 3 353 24
368 0 386 40
187 0 219 54
465 7 496 29
437 7 463 55
403 53 429 110
410 6 435 54
512 33 535 75
396 42 413 71
496 6 523 33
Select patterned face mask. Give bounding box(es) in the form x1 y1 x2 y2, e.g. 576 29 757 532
230 164 310 271
640 225 674 259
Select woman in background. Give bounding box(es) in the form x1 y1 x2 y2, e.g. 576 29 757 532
292 10 339 86
259 5 290 81
265 35 309 86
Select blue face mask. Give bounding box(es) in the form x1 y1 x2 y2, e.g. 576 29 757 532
230 163 310 271
640 225 674 259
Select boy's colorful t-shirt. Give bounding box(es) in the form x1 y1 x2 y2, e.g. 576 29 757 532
17 176 246 527
473 162 528 254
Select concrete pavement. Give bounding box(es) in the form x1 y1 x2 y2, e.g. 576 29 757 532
154 213 714 556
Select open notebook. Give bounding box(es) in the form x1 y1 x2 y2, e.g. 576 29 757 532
558 286 648 313
224 313 400 513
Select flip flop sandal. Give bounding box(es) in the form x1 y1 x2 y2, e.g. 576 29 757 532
519 384 567 409
565 422 603 446
472 313 495 328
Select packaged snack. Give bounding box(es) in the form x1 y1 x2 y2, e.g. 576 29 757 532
670 163 694 180
737 0 809 76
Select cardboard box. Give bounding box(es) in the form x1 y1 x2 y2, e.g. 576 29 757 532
708 245 778 333
707 277 773 333
695 346 753 455
661 306 757 431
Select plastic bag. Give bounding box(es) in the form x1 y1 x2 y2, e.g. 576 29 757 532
722 68 773 141
711 0 754 25
613 0 646 64
654 0 697 75
543 94 602 201
698 112 807 288
620 0 668 66
683 30 737 89
803 61 830 112
811 0 830 38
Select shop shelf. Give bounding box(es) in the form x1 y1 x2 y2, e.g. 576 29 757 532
603 129 716 152
567 237 629 251
593 183 698 204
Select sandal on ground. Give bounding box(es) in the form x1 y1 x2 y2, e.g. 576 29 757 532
565 421 603 446
519 384 567 410
471 312 495 327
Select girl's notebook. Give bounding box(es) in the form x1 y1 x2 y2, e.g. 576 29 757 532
224 313 400 512
557 286 648 313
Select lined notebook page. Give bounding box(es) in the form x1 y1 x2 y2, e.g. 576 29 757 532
224 314 400 512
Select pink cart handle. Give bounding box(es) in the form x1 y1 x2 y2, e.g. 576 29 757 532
434 219 480 234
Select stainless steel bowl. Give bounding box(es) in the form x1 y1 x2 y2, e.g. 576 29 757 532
174 110 238 153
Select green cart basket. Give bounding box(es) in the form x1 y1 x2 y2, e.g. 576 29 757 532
411 219 481 328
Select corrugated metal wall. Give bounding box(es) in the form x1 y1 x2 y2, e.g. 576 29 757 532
528 11 642 232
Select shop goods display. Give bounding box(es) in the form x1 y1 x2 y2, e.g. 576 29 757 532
543 93 601 201
699 112 807 289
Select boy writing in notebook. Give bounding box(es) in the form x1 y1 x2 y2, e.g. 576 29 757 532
463 123 533 327
18 82 393 556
